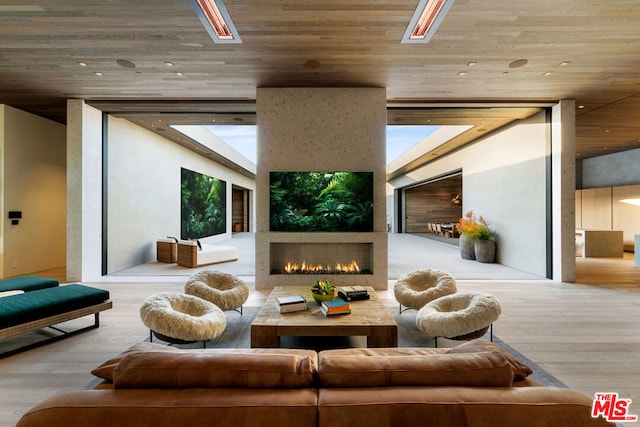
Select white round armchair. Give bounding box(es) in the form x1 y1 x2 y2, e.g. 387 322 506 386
394 269 457 313
416 292 502 346
184 271 249 314
140 292 226 345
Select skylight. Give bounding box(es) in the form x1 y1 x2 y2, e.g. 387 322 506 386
387 126 440 162
205 125 257 163
201 125 453 167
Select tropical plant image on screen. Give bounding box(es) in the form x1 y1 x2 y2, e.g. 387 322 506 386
181 167 226 239
270 171 373 232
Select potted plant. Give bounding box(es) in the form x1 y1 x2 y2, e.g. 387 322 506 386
457 211 496 262
457 211 479 260
470 214 496 263
311 279 335 303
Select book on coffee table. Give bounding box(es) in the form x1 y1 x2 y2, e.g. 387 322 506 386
338 286 370 301
276 294 308 313
321 298 351 316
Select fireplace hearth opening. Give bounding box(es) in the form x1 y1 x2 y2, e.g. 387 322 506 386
273 259 372 275
270 242 373 275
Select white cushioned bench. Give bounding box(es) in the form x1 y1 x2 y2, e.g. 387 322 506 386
176 241 239 268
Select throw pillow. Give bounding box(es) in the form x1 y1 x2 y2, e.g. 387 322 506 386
318 350 514 388
91 342 181 381
113 350 318 389
446 338 533 380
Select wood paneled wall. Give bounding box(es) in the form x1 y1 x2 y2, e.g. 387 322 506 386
232 187 247 232
404 175 462 233
580 188 612 230
577 184 640 251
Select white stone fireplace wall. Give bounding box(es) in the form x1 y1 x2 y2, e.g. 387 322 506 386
255 88 388 290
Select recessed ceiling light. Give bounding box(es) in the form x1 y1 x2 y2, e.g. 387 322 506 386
578 105 585 109
116 59 136 69
401 0 455 44
542 71 554 76
165 62 175 67
175 72 185 77
467 61 477 67
94 72 103 77
457 71 467 76
189 0 242 44
509 59 528 68
77 61 88 67
559 61 571 66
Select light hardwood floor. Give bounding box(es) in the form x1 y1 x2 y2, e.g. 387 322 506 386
1 257 639 426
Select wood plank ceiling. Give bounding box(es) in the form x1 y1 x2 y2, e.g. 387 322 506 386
1 1 640 164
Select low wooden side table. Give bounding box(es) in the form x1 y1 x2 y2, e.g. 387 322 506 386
251 286 397 348
156 239 177 263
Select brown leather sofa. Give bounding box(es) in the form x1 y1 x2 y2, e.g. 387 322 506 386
17 340 613 427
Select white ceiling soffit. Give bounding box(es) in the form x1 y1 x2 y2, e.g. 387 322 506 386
171 125 256 175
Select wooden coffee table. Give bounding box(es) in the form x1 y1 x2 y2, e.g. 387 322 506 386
250 286 397 348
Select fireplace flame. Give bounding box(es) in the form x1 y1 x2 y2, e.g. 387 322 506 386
283 260 361 274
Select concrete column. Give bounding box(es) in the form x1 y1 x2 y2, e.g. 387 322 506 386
551 100 576 282
66 100 104 281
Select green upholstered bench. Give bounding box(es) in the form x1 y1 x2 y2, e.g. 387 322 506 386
0 284 112 358
0 276 59 293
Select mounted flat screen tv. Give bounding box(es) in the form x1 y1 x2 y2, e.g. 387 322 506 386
270 171 373 232
181 167 226 239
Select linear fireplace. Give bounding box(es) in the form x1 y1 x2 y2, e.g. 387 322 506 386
270 243 373 275
256 231 387 289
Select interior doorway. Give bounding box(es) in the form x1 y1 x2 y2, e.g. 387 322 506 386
402 172 463 234
232 185 250 232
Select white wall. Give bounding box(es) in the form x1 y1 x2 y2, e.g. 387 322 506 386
0 105 66 278
581 147 640 188
107 117 255 273
389 111 550 278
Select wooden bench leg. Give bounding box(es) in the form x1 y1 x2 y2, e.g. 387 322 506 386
0 310 105 359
